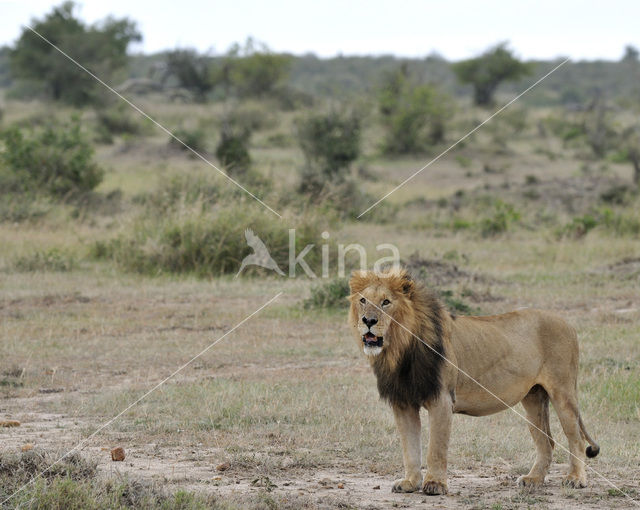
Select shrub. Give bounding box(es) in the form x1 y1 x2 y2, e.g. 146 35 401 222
11 248 76 272
600 184 635 205
134 174 219 212
164 49 214 102
296 109 361 189
439 289 475 315
380 79 452 155
558 214 599 239
599 208 640 237
95 104 145 143
215 126 251 176
303 278 350 309
0 118 103 197
220 39 292 99
480 201 521 237
92 203 326 277
169 126 209 155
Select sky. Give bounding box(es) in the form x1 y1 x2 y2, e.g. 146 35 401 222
0 0 638 61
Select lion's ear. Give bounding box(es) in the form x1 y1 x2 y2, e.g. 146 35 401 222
349 270 368 293
401 272 414 295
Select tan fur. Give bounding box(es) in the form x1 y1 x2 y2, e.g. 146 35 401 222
348 268 600 495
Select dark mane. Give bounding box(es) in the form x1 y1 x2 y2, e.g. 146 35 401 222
372 290 445 409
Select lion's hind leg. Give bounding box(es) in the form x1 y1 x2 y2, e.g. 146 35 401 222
547 387 588 488
518 385 554 488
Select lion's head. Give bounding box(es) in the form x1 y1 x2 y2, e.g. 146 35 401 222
348 267 412 356
348 267 446 367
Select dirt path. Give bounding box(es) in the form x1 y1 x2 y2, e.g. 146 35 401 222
2 408 637 509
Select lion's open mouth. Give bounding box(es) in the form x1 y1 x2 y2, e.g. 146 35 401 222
362 332 383 348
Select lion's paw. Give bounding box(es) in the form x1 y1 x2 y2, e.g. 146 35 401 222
422 478 448 495
562 474 586 489
517 475 545 488
391 478 421 493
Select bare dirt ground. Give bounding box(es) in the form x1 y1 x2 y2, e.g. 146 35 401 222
2 394 638 509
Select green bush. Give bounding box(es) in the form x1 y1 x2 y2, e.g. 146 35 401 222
296 110 361 190
380 77 452 154
134 174 219 212
0 118 103 197
221 39 292 99
92 204 326 277
600 208 640 237
95 104 145 143
558 214 599 239
215 127 251 176
11 248 76 272
480 200 521 237
303 278 350 309
439 289 475 315
169 126 209 155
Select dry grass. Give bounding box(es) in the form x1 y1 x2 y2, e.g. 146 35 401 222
1 96 639 508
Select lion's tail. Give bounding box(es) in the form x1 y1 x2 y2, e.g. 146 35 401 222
579 414 600 458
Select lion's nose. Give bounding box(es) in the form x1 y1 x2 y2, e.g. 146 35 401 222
362 316 378 328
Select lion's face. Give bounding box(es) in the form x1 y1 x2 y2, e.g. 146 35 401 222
348 269 415 357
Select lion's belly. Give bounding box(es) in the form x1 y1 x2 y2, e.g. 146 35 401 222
453 380 534 416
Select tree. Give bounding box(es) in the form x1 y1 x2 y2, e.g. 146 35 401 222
622 45 639 63
10 1 140 106
164 49 213 102
214 38 291 99
452 43 533 106
296 110 361 194
378 66 452 154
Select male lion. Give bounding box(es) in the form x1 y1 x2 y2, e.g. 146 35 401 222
348 268 600 495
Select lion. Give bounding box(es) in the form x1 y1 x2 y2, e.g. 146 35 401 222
348 267 600 496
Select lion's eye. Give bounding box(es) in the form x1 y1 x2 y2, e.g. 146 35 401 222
382 299 391 306
359 297 366 304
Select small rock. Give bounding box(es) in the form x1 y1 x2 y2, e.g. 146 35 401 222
373 485 380 490
337 483 344 489
0 420 20 427
21 444 34 452
216 462 230 472
110 447 125 461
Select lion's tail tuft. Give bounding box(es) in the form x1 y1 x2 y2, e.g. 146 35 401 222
586 445 600 458
579 414 600 458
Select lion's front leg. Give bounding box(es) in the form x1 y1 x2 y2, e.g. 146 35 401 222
391 404 423 493
423 392 453 495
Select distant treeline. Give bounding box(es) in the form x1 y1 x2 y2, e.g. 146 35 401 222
1 43 639 107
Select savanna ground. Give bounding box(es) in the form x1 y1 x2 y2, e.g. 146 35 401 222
1 92 640 510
